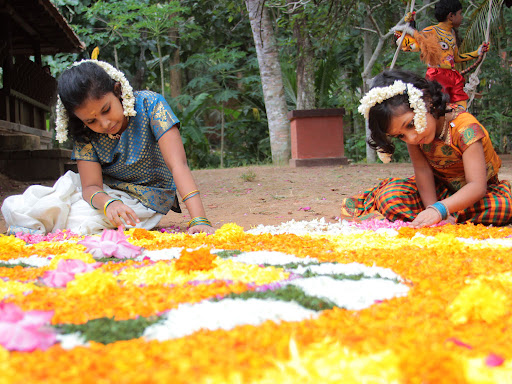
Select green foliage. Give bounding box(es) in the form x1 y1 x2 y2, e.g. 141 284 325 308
240 169 257 182
46 0 512 167
56 316 162 344
344 130 367 163
470 46 512 153
215 284 338 312
214 250 242 259
0 262 34 268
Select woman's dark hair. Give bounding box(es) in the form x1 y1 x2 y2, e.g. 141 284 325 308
434 0 462 22
366 69 448 154
57 62 117 142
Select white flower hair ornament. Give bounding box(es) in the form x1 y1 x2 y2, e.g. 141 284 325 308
55 60 137 143
357 80 427 135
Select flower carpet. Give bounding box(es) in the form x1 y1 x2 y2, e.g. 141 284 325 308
2 218 512 383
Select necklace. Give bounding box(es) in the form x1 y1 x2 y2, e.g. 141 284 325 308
107 117 130 140
438 115 451 145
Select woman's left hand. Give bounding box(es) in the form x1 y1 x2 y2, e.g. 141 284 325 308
410 207 441 228
187 224 215 235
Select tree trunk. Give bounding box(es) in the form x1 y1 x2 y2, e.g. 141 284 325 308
133 33 147 90
288 1 315 110
114 46 119 69
220 103 225 168
169 16 182 101
157 39 165 97
245 0 290 165
363 17 376 163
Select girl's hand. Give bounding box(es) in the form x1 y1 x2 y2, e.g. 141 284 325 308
187 224 215 235
478 42 490 55
446 215 457 225
105 200 140 229
410 207 441 228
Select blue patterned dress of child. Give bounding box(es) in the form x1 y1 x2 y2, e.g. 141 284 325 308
72 90 182 215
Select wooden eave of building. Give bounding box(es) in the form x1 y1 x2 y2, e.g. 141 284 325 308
0 0 85 56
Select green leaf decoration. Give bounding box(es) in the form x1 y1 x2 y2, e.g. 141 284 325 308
214 285 337 312
56 316 163 345
215 250 242 259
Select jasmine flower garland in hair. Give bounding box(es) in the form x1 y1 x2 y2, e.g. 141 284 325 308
55 60 137 144
358 80 427 134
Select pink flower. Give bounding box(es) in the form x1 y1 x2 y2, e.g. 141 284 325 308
78 228 142 259
486 353 505 367
0 303 56 351
42 259 100 288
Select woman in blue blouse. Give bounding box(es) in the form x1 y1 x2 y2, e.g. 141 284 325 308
2 60 214 235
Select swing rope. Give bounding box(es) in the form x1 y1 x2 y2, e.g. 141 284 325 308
465 0 493 109
390 0 416 70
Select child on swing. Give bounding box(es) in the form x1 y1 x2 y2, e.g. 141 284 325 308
395 0 489 109
340 69 512 228
2 60 214 235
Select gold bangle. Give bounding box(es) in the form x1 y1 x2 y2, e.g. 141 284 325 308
183 191 200 202
181 189 199 201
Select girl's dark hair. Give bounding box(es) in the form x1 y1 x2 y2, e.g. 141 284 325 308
434 0 462 22
57 62 117 142
366 69 448 154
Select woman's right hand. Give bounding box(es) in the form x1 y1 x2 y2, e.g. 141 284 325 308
105 200 140 229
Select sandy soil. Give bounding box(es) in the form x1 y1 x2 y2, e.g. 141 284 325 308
1 155 512 233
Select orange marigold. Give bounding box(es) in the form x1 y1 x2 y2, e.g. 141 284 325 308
175 247 216 273
130 228 156 240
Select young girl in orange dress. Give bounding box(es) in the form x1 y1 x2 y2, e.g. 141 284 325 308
340 69 512 228
395 0 489 108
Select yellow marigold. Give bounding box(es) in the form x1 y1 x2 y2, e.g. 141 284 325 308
0 280 37 300
448 279 510 325
252 338 402 384
464 356 512 383
49 250 96 268
0 235 28 260
65 269 120 297
0 345 16 383
117 259 288 286
214 223 246 243
175 247 216 273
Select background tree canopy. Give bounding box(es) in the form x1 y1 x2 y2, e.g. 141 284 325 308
48 0 512 168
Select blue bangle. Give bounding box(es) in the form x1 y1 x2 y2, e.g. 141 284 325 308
429 201 448 220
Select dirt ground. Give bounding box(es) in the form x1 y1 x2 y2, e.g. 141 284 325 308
1 155 512 233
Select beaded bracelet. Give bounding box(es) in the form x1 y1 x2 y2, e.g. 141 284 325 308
183 191 200 202
427 201 449 220
103 198 122 217
187 216 212 228
182 189 199 202
90 191 109 209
